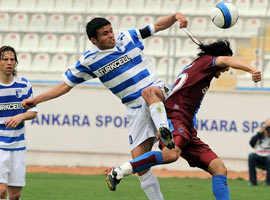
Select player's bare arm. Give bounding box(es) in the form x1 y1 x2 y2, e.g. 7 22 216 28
154 12 188 33
5 111 37 128
215 56 261 82
22 82 72 109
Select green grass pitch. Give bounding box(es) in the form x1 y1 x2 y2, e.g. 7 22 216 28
22 173 270 200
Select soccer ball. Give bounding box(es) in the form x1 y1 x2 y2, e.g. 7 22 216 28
210 1 239 29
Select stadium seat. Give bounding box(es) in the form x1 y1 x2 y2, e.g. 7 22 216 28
126 0 145 14
54 0 72 12
145 37 165 57
0 0 18 11
20 33 39 52
165 38 182 57
35 0 54 12
28 14 46 32
180 38 199 57
189 17 207 36
10 13 28 32
105 15 120 33
39 34 57 53
88 0 109 14
179 0 197 15
0 13 10 31
160 0 179 15
249 0 268 17
0 34 2 47
156 56 175 81
136 16 154 29
31 53 50 72
68 54 78 68
50 53 68 72
242 18 261 37
64 14 83 33
206 20 225 37
72 0 89 13
235 0 250 16
263 61 270 78
143 0 162 14
17 0 36 12
196 0 216 15
147 56 157 69
108 0 127 14
46 14 65 32
223 18 244 37
118 15 136 32
17 53 32 72
3 33 21 50
57 34 76 53
174 57 192 77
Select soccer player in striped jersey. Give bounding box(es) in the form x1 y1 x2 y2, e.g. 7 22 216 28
107 39 262 200
22 13 188 199
0 46 37 200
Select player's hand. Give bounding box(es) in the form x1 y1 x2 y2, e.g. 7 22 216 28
5 114 24 128
175 13 188 28
252 70 261 82
22 98 36 110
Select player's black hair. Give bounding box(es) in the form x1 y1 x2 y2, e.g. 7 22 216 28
197 39 233 57
0 45 18 76
86 17 111 40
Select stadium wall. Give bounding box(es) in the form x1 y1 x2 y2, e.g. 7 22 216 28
25 83 270 172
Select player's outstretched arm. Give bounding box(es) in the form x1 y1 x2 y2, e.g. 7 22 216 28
215 56 261 82
5 111 37 128
154 12 188 33
22 82 72 109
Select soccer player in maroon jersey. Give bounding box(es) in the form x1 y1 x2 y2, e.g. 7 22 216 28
106 39 261 200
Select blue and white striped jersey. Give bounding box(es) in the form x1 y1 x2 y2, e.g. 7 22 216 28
63 25 161 108
0 76 37 151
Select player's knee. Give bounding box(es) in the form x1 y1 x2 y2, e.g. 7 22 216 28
208 158 227 176
8 191 21 200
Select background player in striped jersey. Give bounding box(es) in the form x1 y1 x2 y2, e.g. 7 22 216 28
0 46 37 200
22 13 188 199
106 39 261 200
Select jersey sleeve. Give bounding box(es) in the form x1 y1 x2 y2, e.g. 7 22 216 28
63 56 97 87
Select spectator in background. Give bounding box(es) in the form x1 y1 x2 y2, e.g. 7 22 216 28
0 46 38 200
248 119 270 186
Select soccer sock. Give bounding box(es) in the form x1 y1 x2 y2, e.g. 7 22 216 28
130 151 163 174
212 175 230 200
149 102 169 130
139 170 164 200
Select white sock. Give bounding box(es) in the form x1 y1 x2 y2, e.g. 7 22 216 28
139 170 164 200
117 162 133 177
149 102 169 130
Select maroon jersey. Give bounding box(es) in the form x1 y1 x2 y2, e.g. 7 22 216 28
165 55 220 127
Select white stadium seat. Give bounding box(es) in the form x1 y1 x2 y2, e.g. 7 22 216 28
180 38 199 57
54 0 72 12
57 34 76 53
17 53 32 72
39 34 57 53
147 56 157 69
88 0 110 14
35 0 54 12
50 53 68 72
46 14 65 32
64 14 83 33
17 0 36 12
0 13 10 31
108 0 127 14
20 33 39 52
165 38 182 57
68 54 78 68
249 0 268 17
3 33 21 50
242 18 261 37
179 0 197 15
136 16 154 29
0 34 2 46
118 15 136 32
235 0 250 16
0 0 18 12
145 37 165 57
28 14 46 32
143 0 162 14
160 0 179 15
31 53 50 72
105 15 120 33
72 0 89 13
126 0 145 14
189 17 208 36
196 0 216 15
156 56 175 80
10 13 28 32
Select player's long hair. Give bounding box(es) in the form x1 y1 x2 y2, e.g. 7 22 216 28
0 45 18 76
86 17 111 40
197 39 233 57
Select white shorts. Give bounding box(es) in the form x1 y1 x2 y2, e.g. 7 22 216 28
126 100 157 151
0 150 26 187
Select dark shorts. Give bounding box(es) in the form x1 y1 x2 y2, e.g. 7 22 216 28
159 120 218 171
